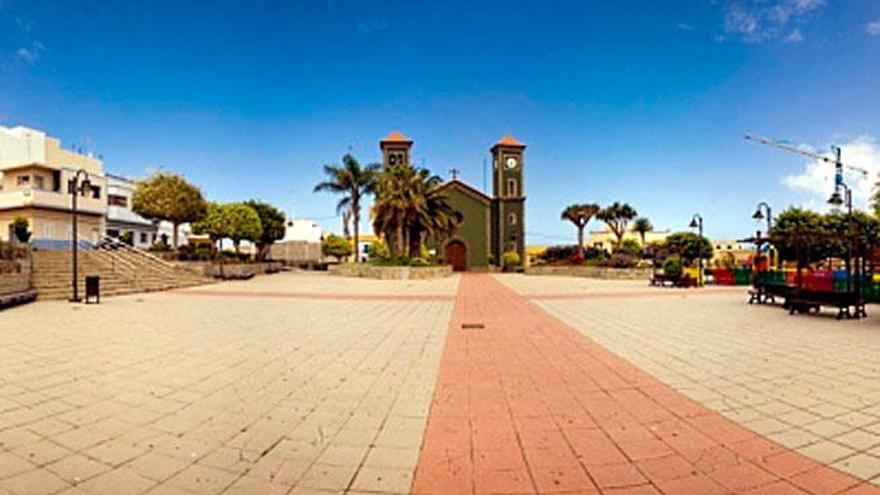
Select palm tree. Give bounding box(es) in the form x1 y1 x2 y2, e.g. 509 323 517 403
372 164 460 259
633 217 653 252
561 203 600 256
314 154 379 263
598 202 638 248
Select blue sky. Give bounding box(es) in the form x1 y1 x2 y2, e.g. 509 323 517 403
1 0 879 244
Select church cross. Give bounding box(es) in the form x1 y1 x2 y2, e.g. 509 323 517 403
449 168 460 180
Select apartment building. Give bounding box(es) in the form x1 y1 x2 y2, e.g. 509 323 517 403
0 125 106 248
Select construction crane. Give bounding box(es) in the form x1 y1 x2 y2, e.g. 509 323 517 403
744 134 868 197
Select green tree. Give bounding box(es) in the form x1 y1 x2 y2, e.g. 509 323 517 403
322 234 353 259
11 216 31 243
132 172 207 248
560 203 600 257
633 217 653 251
768 207 825 262
314 154 379 263
192 202 230 254
664 231 713 262
404 169 460 258
223 203 263 255
244 200 286 261
598 202 638 247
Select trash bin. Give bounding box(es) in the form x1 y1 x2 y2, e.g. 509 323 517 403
85 276 100 304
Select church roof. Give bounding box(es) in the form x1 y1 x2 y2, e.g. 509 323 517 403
492 135 526 150
380 131 413 145
439 178 491 205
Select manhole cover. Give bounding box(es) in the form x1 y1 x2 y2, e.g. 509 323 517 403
461 323 485 330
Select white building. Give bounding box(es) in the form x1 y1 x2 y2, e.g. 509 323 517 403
105 174 157 249
282 218 324 243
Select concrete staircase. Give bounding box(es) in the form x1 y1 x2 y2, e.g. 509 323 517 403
32 241 212 300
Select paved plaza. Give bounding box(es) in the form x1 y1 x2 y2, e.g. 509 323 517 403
1 272 879 494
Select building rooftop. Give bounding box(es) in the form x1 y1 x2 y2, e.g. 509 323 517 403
380 131 413 145
493 135 526 148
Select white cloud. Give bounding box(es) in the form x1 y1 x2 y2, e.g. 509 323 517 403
868 18 880 36
675 23 695 31
784 28 804 43
782 136 880 210
15 47 37 63
718 0 824 43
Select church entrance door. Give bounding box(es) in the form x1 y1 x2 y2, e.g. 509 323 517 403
445 240 467 272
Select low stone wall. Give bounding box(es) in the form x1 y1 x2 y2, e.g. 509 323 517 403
174 261 284 278
269 241 322 265
329 264 453 280
0 257 32 295
525 265 653 280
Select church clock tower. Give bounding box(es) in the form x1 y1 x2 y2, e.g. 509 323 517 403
490 135 526 265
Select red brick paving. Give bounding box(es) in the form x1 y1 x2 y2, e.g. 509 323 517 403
412 274 879 495
526 287 744 301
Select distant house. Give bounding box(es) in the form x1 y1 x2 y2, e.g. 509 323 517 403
105 174 157 249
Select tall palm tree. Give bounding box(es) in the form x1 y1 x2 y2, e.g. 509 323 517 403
406 169 460 258
598 202 638 248
633 217 653 252
561 203 600 256
314 154 378 262
371 164 415 257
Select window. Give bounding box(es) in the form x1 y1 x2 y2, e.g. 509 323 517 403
506 178 517 197
108 194 128 207
44 224 54 238
17 175 30 186
91 186 101 199
508 213 517 226
140 232 148 244
34 176 45 190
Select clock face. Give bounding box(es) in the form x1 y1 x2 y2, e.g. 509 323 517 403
505 157 518 169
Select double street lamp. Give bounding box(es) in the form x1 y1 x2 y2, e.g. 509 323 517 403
69 169 92 303
828 182 854 293
689 213 704 287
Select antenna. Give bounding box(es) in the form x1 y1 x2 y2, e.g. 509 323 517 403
482 157 487 192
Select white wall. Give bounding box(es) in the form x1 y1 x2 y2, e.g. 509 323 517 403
283 218 324 243
0 126 47 167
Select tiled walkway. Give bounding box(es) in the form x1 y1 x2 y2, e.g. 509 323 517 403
413 274 880 495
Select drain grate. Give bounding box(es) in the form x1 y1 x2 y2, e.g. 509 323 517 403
461 323 485 330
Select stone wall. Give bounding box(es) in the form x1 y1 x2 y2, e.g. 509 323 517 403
525 265 653 280
329 264 452 280
173 261 284 278
268 241 322 265
0 256 32 295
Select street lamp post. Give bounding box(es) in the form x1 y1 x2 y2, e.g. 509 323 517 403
752 202 772 237
69 169 92 303
689 214 704 287
828 183 854 293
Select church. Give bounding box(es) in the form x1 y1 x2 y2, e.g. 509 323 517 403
380 131 526 271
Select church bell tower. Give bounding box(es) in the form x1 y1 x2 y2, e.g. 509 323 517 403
380 131 413 168
491 136 526 265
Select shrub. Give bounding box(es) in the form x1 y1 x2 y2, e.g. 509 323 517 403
502 251 521 268
597 252 638 268
616 238 642 256
148 242 171 252
368 240 389 260
322 234 352 259
662 255 682 277
11 217 31 243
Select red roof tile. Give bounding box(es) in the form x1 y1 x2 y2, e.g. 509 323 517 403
493 135 526 148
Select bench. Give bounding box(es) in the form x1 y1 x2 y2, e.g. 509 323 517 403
785 290 866 319
0 289 37 309
651 273 696 288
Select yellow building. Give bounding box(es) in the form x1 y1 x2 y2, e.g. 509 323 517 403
711 239 754 266
0 126 106 247
586 227 671 252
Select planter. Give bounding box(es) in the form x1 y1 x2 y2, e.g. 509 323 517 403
525 265 652 280
328 264 452 280
173 261 284 278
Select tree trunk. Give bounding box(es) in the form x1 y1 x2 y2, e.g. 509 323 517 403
640 233 646 254
353 205 360 263
577 225 585 256
172 221 179 248
408 227 421 259
233 240 240 255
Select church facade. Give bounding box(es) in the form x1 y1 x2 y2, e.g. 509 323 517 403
379 132 526 271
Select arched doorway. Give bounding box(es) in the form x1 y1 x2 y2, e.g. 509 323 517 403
445 240 467 272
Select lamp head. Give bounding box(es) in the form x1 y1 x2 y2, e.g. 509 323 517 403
80 177 92 193
689 218 699 229
752 208 764 220
827 191 843 207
